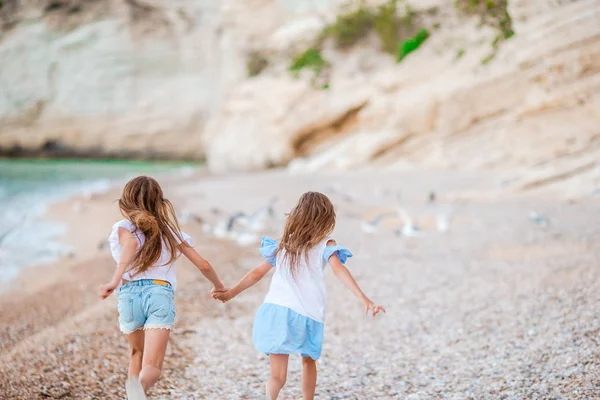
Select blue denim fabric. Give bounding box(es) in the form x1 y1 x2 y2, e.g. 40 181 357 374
117 280 175 334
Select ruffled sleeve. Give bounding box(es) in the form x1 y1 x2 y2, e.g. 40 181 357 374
323 244 353 265
259 236 278 267
108 220 137 262
109 220 135 244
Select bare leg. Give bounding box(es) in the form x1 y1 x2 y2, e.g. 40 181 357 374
301 356 317 400
266 354 289 400
125 330 147 399
139 328 171 392
126 330 145 377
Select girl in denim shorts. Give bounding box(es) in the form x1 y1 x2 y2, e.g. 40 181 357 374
99 176 227 399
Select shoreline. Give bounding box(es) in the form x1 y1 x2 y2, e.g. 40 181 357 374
0 161 201 286
1 169 599 399
0 169 247 399
0 149 204 162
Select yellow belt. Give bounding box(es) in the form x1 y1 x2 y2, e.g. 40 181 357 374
152 279 170 287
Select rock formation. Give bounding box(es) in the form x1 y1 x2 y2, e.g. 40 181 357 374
1 0 599 194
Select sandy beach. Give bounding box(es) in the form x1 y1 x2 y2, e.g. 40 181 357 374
1 169 599 399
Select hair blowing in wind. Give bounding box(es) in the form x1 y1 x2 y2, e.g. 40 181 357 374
118 176 186 275
277 192 336 276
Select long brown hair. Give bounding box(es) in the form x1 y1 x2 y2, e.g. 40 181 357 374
118 176 186 275
277 192 336 276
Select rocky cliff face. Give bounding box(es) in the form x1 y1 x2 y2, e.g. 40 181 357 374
1 0 599 194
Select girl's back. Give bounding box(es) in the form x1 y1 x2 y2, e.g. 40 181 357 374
108 219 191 289
99 176 226 400
212 191 384 400
263 237 330 323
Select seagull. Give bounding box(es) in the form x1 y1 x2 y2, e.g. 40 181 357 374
528 212 550 228
428 191 436 204
205 212 245 238
435 213 450 233
238 197 278 232
361 212 397 234
395 207 424 237
192 213 204 225
234 231 259 247
207 221 231 238
226 211 246 232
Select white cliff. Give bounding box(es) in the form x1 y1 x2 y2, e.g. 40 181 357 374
1 0 599 194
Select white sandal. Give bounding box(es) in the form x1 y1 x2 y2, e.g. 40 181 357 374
126 376 147 400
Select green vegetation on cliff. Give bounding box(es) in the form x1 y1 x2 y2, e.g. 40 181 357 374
454 0 514 64
246 0 514 78
289 48 329 77
397 28 429 62
454 0 514 39
287 0 429 82
247 51 269 77
317 0 424 56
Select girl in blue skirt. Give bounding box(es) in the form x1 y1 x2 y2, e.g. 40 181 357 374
214 191 385 400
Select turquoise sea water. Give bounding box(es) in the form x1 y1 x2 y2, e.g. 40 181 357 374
0 159 197 281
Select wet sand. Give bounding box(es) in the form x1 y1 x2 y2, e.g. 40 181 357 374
1 170 599 399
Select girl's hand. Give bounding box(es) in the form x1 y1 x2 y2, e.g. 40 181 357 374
213 290 234 303
99 281 118 300
210 286 228 297
363 298 386 317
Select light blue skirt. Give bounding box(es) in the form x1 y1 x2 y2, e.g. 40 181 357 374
252 303 324 360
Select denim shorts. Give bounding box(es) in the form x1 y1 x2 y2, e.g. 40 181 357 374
117 279 176 334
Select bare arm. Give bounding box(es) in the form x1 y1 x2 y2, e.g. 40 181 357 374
99 228 137 299
180 244 225 291
328 240 385 316
213 260 273 302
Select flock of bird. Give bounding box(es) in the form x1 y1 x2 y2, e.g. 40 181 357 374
95 187 557 251
359 192 451 237
191 190 456 246
179 197 279 247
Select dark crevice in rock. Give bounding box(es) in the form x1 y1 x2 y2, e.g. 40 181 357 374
521 161 597 191
370 133 413 162
1 0 171 36
292 101 368 157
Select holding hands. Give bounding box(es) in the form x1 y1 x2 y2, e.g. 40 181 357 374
211 286 231 302
210 283 385 319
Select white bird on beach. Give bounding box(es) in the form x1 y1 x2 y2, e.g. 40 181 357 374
528 212 550 228
361 212 396 234
435 213 450 233
206 212 245 238
233 231 259 247
395 207 424 237
425 190 452 233
238 197 278 232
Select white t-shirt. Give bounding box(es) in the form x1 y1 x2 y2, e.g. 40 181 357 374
108 219 192 290
260 236 352 323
